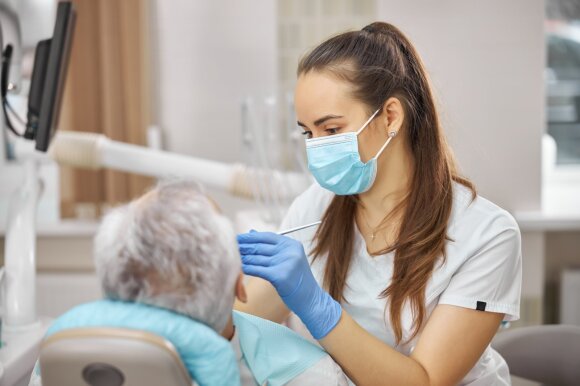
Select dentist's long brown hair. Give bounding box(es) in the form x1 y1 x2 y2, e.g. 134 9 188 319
299 22 475 345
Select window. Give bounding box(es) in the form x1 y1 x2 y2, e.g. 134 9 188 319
546 17 580 165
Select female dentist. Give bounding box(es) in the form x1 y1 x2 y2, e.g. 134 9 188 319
236 22 521 386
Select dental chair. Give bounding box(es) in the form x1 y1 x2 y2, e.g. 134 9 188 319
492 324 580 386
38 327 192 386
35 300 241 386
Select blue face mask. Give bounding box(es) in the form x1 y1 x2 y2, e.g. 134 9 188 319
305 109 397 195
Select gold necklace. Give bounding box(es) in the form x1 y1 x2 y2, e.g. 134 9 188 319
359 209 385 242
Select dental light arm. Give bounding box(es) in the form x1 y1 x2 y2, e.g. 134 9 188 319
49 130 310 200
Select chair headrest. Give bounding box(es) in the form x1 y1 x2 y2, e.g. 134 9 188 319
46 300 241 386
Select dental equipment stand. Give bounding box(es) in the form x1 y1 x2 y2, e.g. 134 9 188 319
0 2 75 384
1 147 53 386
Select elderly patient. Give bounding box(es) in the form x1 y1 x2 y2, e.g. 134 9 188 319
92 180 347 386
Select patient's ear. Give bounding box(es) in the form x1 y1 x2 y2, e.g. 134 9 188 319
235 273 248 303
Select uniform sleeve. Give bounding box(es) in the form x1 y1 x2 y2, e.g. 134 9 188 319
438 214 522 321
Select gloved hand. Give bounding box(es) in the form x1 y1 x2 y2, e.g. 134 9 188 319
237 231 342 340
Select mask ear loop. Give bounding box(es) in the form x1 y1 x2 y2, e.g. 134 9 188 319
374 130 398 159
356 108 381 135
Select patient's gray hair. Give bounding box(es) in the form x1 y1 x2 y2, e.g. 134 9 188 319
93 180 241 333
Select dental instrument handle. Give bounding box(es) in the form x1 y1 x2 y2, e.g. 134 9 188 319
278 221 322 235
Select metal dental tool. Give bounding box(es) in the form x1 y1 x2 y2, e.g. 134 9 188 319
277 220 322 235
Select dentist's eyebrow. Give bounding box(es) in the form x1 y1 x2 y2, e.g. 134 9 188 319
297 114 344 128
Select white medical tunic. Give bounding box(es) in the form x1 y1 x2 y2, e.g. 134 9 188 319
281 182 522 385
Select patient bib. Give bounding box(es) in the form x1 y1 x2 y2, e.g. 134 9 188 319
46 300 240 386
233 311 327 386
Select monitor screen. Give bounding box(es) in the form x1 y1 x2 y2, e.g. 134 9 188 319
31 2 75 152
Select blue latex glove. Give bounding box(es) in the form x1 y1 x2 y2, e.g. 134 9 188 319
237 231 342 340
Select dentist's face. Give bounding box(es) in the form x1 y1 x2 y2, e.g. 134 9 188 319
294 70 387 163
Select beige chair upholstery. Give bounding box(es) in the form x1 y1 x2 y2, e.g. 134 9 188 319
39 328 192 386
492 324 580 386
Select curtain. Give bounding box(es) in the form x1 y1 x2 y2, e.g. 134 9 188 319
59 0 153 218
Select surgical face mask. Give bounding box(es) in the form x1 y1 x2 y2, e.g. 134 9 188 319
305 108 397 195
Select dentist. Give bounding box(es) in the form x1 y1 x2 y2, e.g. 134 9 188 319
236 22 521 386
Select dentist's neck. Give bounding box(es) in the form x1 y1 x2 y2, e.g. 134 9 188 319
358 134 414 216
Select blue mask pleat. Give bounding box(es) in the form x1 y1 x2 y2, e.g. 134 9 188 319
305 110 384 195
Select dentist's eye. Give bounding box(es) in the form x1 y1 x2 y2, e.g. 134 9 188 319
326 128 339 135
301 130 313 139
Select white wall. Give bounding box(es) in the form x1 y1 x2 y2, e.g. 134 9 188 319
151 0 277 215
152 0 277 161
377 0 544 212
377 0 546 324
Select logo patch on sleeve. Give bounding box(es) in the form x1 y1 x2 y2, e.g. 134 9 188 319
476 301 487 311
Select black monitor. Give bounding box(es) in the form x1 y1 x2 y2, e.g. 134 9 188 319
28 2 75 152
